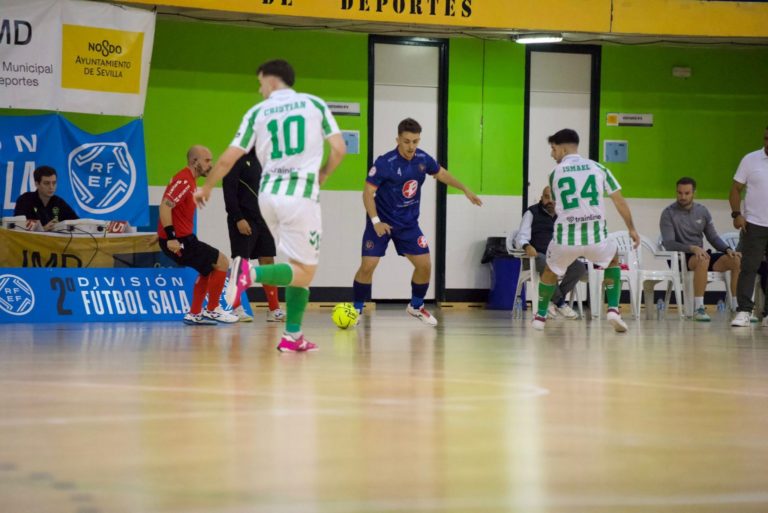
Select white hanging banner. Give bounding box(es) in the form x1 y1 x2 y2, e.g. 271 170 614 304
0 0 155 116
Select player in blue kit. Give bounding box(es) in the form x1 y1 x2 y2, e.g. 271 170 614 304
351 118 482 326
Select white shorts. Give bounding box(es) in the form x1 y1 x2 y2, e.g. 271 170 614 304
546 238 618 276
258 194 321 265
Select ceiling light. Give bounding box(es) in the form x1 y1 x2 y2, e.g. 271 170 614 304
514 34 563 44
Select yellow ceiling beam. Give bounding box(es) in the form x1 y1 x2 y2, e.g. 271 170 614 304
120 0 768 38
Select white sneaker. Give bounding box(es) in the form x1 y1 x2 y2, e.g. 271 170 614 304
531 314 547 331
232 305 253 323
557 303 579 320
546 303 560 319
731 311 752 327
183 312 217 325
606 308 628 333
202 306 239 324
406 304 438 326
693 306 711 322
267 308 286 322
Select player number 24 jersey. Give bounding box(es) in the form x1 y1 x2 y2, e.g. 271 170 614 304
548 154 622 246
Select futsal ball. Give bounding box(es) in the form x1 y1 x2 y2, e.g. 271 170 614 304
332 302 359 329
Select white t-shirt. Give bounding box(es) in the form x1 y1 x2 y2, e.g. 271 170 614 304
548 154 622 246
734 148 768 227
230 88 341 202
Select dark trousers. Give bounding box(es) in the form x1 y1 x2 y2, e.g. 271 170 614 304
524 252 588 305
736 222 768 315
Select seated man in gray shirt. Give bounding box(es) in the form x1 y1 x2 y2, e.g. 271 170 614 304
515 185 586 319
660 177 741 321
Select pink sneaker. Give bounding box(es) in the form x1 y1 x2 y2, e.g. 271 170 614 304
276 333 318 352
225 256 252 307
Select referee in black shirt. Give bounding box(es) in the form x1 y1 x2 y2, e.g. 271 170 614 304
222 149 285 322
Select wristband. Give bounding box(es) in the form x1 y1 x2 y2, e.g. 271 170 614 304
371 216 381 225
163 225 177 240
731 211 742 219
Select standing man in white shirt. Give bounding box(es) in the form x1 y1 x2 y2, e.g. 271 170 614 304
730 126 768 327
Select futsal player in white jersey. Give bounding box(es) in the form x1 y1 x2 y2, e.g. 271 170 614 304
533 129 639 333
195 59 347 352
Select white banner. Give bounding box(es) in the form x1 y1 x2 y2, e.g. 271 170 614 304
0 0 155 116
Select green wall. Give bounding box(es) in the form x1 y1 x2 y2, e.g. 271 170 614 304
600 45 768 199
5 20 767 203
145 20 368 189
448 39 526 196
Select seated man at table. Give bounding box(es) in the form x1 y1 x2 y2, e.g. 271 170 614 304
514 185 586 319
14 166 79 231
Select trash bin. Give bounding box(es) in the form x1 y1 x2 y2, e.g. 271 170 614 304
482 237 522 310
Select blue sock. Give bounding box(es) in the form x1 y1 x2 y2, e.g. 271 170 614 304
353 280 371 313
410 281 429 308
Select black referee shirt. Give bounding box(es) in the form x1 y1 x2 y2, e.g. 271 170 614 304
14 192 79 225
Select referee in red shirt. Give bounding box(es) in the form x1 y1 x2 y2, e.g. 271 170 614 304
157 145 238 324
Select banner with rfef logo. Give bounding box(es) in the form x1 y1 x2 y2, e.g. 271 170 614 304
0 0 155 116
0 114 149 226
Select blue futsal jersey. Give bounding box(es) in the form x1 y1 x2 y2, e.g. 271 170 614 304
367 148 440 229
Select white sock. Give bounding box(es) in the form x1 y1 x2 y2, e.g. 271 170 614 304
731 298 739 311
694 297 704 309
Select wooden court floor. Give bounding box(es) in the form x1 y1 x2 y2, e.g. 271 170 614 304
1 305 767 513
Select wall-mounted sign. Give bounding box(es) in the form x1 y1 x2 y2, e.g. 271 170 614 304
604 140 628 163
342 130 360 155
607 113 654 127
328 102 361 116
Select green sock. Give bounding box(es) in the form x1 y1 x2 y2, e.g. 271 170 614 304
604 266 621 308
255 263 293 286
285 286 309 334
537 282 556 317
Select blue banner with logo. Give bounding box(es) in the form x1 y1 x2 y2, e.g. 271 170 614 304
0 114 149 226
0 267 251 323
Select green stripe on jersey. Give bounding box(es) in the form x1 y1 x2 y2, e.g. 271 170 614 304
237 108 260 148
260 173 271 192
567 224 575 245
580 222 588 245
595 162 618 191
303 173 316 198
309 99 331 135
271 176 283 194
285 171 299 196
556 223 563 244
593 220 601 244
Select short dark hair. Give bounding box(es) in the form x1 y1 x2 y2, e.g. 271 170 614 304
548 129 579 145
676 177 697 190
398 118 422 135
33 166 57 183
257 59 295 87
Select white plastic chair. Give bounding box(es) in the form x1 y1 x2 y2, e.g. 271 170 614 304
636 235 684 319
588 231 638 319
658 236 732 317
506 232 585 318
506 231 539 313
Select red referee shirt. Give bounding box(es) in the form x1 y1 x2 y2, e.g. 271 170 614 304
157 167 197 239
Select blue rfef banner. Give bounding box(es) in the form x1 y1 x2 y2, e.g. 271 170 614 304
0 267 251 323
0 114 149 226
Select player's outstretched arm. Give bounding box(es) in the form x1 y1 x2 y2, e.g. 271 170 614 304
194 146 246 207
609 190 639 248
434 167 483 206
319 133 347 185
